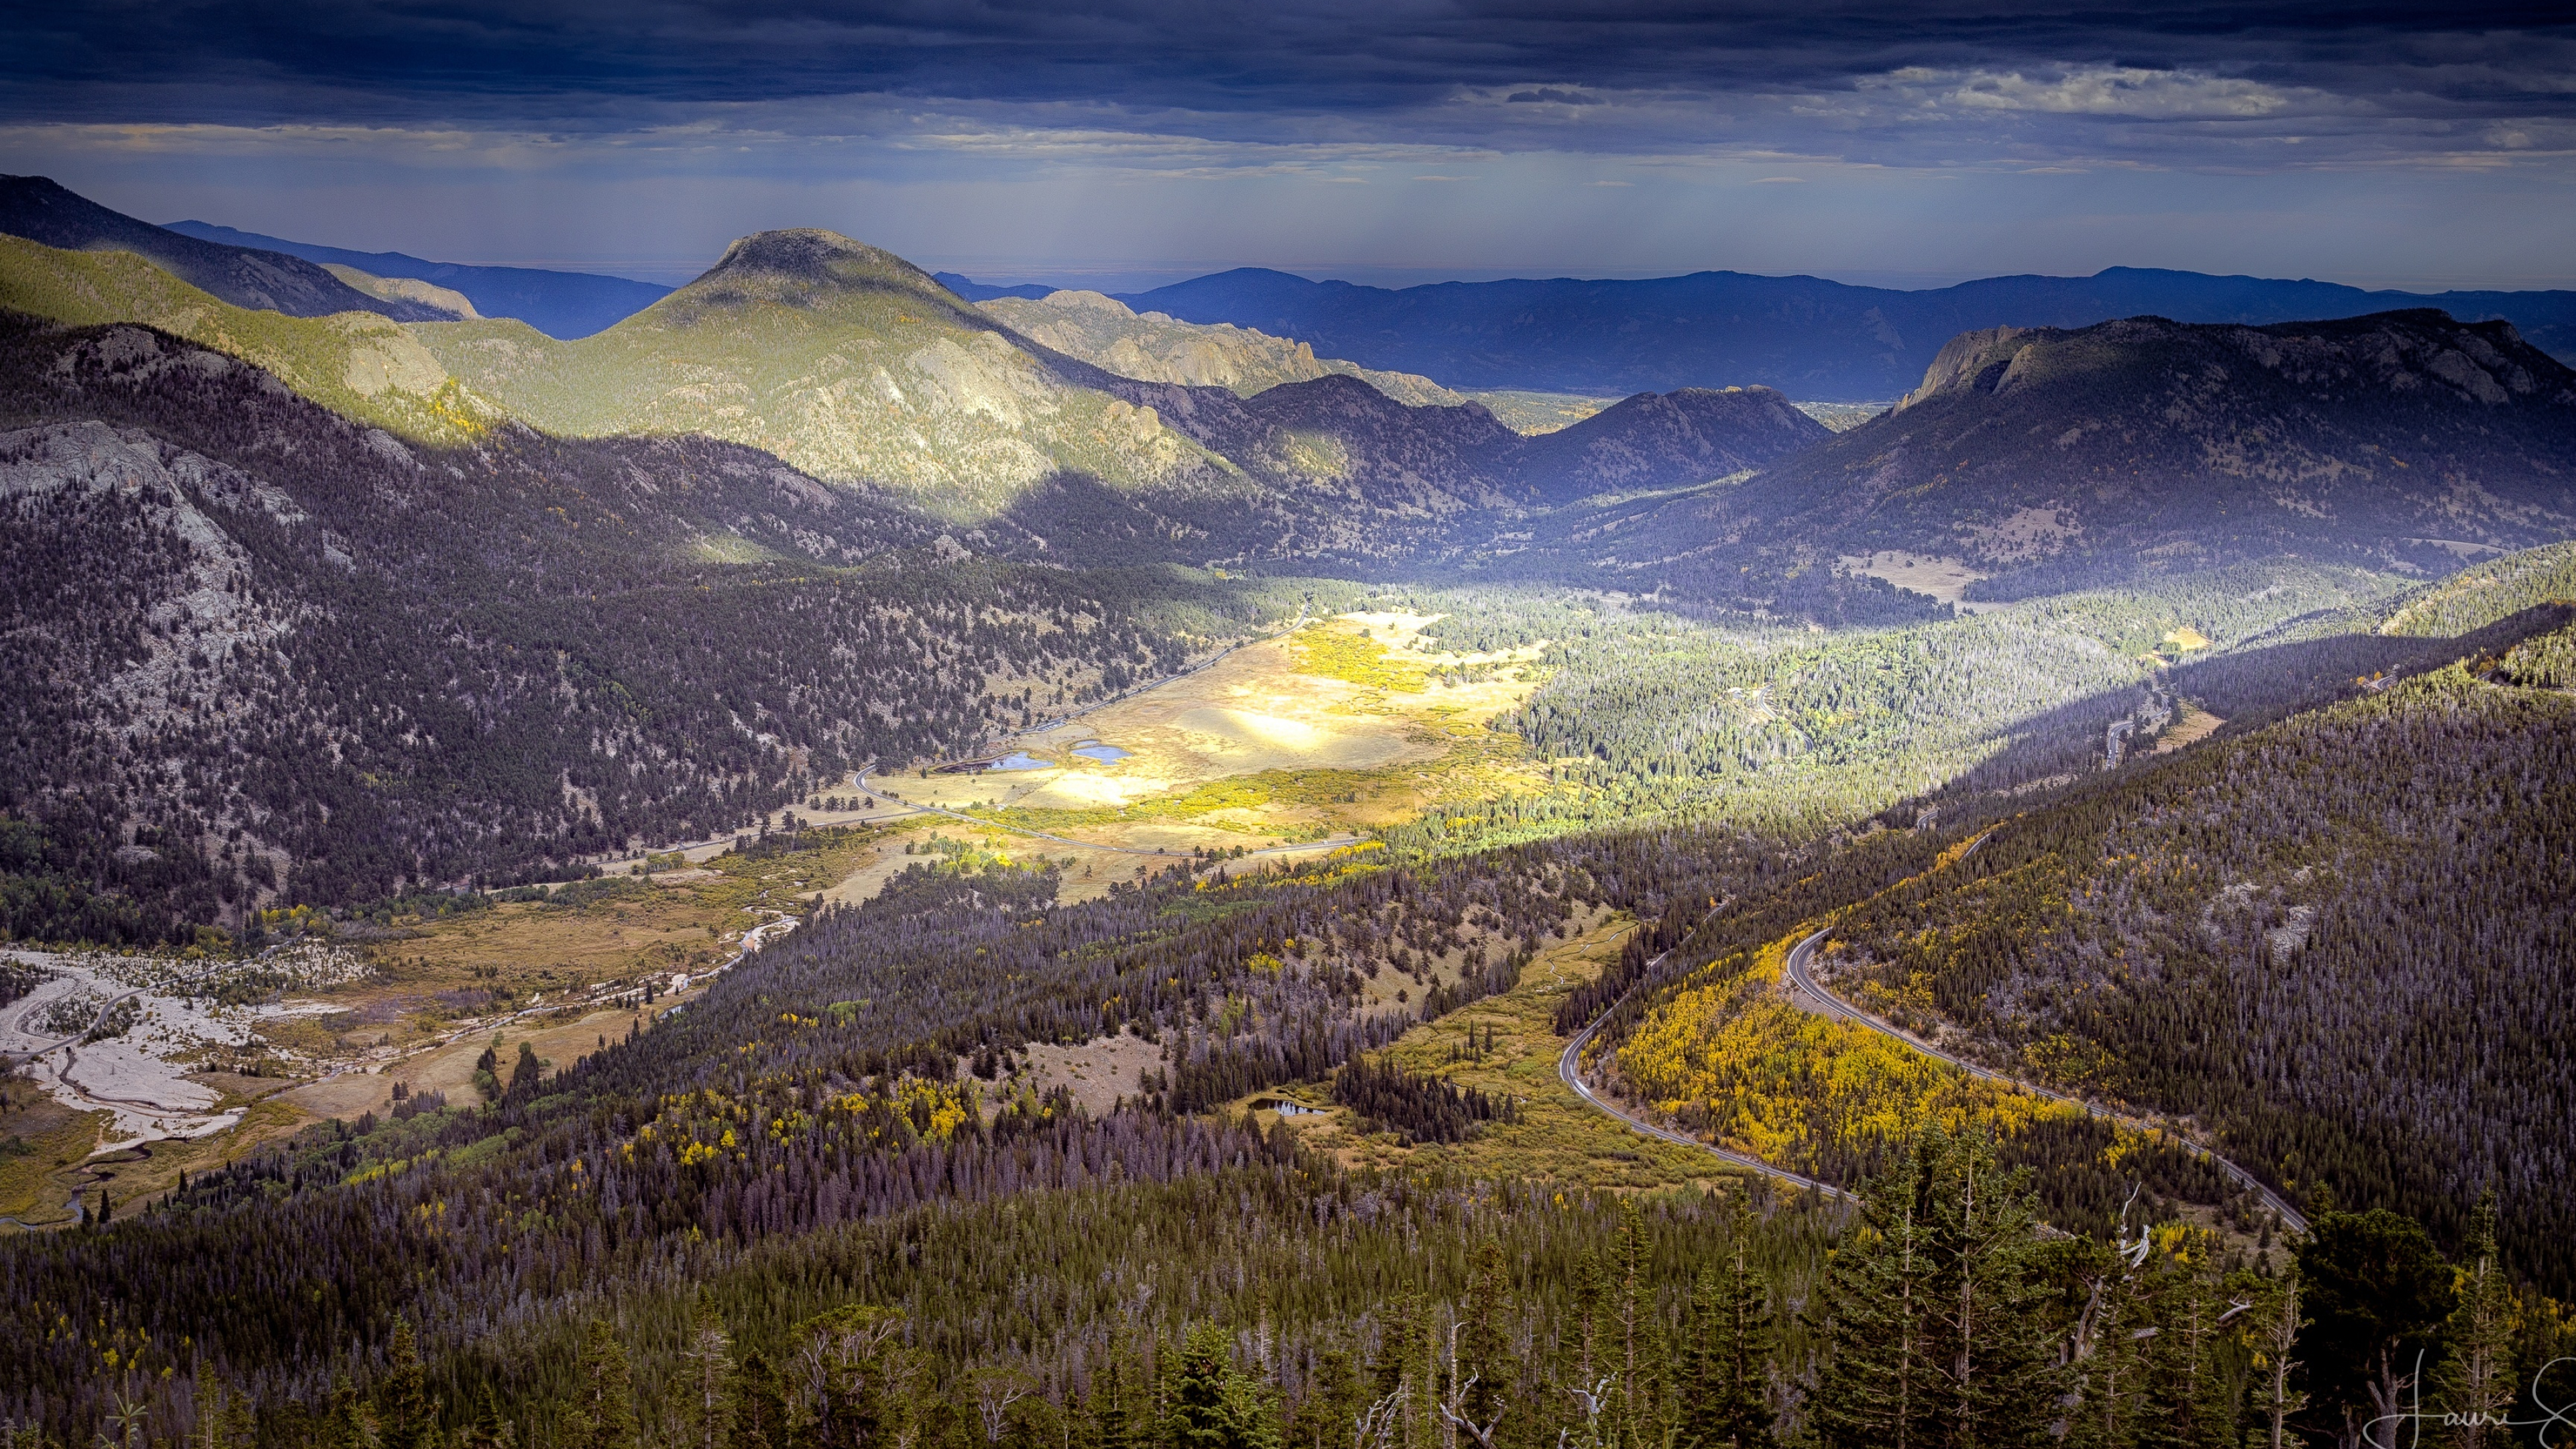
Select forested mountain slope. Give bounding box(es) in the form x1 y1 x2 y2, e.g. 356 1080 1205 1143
0 820 1793 1432
0 314 1237 931
1508 386 1827 502
1723 311 2576 589
1803 663 2575 1289
0 234 492 444
0 176 443 323
1405 561 2410 853
1511 310 2576 606
2377 537 2576 636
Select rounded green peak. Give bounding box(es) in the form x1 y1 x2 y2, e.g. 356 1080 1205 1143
701 228 938 292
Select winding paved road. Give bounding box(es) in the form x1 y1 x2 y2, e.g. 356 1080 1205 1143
1780 928 2308 1234
1554 920 1853 1201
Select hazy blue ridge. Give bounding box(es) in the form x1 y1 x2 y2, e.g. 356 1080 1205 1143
0 174 445 322
1107 264 2576 399
932 270 1057 302
162 219 674 338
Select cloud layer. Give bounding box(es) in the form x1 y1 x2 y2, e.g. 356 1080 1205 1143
4 2 2570 286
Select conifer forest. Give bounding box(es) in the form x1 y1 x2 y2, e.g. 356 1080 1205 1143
7 105 2576 1449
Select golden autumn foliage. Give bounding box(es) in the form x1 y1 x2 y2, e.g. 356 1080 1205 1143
1613 931 2100 1175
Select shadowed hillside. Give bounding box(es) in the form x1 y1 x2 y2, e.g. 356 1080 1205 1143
0 175 444 323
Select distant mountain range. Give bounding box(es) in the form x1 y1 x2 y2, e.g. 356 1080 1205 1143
1094 265 2576 400
979 288 1466 408
976 290 1621 435
404 227 1829 560
1506 309 2576 604
0 175 446 323
6 174 2573 604
162 220 674 339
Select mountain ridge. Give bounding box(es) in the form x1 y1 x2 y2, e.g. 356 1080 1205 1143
1106 262 2576 399
163 218 674 338
0 175 445 323
1733 309 2576 588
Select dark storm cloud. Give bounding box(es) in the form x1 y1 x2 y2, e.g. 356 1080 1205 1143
6 0 2571 146
7 2 2570 290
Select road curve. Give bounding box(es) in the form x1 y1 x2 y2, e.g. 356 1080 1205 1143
1555 924 1853 1201
2 987 142 1070
1781 930 2308 1234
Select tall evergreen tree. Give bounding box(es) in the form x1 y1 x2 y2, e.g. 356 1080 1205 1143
571 1319 640 1449
461 1385 517 1449
1168 1324 1280 1449
2436 1195 2517 1449
1452 1243 1511 1448
1093 1347 1135 1449
729 1350 788 1449
1917 1128 2058 1449
1609 1200 1656 1449
680 1295 737 1449
796 1305 910 1449
1369 1295 1426 1449
1811 1129 2058 1449
2133 1241 2234 1449
316 1373 372 1449
1678 1238 1774 1449
2295 1210 2455 1449
378 1317 439 1449
1809 1151 1937 1449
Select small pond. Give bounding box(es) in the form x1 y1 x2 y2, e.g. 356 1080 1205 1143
985 752 1053 771
1069 741 1131 763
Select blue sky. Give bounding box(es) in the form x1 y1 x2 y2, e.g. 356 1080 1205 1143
5 1 2572 290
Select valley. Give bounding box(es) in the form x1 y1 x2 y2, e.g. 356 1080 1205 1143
3 173 2574 1449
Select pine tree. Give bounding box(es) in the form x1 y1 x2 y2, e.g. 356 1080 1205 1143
316 1374 372 1449
509 1042 543 1097
1609 1200 1655 1449
571 1318 640 1449
1809 1152 1937 1449
1307 1342 1363 1449
797 1304 910 1449
1093 1348 1134 1449
379 1317 439 1449
1451 1243 1510 1449
729 1350 788 1449
1700 1242 1772 1449
1917 1128 2057 1449
2436 1195 2516 1449
461 1385 517 1449
680 1296 737 1449
2295 1209 2456 1448
1370 1295 1425 1449
1169 1324 1280 1449
2119 1241 2232 1449
193 1373 248 1449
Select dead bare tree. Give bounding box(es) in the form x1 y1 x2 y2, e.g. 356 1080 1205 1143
1438 1323 1502 1449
